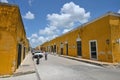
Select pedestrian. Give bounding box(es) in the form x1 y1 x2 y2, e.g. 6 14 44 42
44 51 48 60
36 55 40 64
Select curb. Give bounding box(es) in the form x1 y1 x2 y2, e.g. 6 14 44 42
0 70 36 78
33 59 41 80
0 75 11 78
59 55 117 67
13 53 36 77
13 70 36 77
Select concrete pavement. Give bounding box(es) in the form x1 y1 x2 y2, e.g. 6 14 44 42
1 52 120 80
59 55 119 68
14 52 35 76
36 54 120 80
0 52 40 80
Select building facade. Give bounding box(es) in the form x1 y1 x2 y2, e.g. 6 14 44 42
41 12 120 63
0 3 29 75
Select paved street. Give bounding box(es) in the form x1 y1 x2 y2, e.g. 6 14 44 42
1 53 120 80
0 73 38 80
36 54 120 80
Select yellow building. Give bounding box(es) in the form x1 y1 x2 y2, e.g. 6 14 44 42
0 3 29 75
41 12 120 63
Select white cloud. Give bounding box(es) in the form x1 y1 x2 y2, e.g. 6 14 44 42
28 33 51 48
39 27 54 35
31 33 38 38
118 9 120 13
0 0 8 3
40 2 90 35
62 28 72 34
28 0 33 6
47 1 90 29
31 38 36 43
38 36 44 41
23 11 35 20
47 13 73 28
39 26 60 36
29 2 90 47
61 2 90 23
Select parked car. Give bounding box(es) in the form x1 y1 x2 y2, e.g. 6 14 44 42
33 51 43 59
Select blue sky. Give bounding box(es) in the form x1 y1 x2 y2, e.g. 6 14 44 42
0 0 120 48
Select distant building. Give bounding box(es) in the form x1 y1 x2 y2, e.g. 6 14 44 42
41 12 120 63
0 3 29 75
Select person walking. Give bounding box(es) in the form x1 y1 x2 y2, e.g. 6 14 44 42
44 51 48 60
36 55 40 64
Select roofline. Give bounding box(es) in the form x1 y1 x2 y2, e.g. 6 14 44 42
0 2 18 7
59 12 120 37
80 12 120 28
41 12 120 45
0 2 27 38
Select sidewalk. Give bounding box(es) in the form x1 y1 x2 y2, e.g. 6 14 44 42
14 52 36 76
0 52 38 80
59 55 119 68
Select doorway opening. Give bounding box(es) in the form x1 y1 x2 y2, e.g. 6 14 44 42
77 41 82 56
66 43 68 55
17 44 22 68
89 40 97 59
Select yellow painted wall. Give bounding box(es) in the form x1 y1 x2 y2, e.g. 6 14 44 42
0 31 17 75
63 31 78 57
0 3 29 75
41 13 120 63
81 15 112 62
110 15 120 63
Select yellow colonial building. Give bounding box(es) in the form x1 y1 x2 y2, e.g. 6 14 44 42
41 12 120 63
0 3 29 75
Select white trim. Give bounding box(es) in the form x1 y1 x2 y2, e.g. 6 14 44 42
76 34 81 41
65 41 68 44
89 40 98 60
76 37 81 41
60 42 64 48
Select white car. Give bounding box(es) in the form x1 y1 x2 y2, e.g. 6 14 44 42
33 51 43 58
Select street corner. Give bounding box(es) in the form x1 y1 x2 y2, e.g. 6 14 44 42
13 70 36 77
0 75 11 78
13 63 36 77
